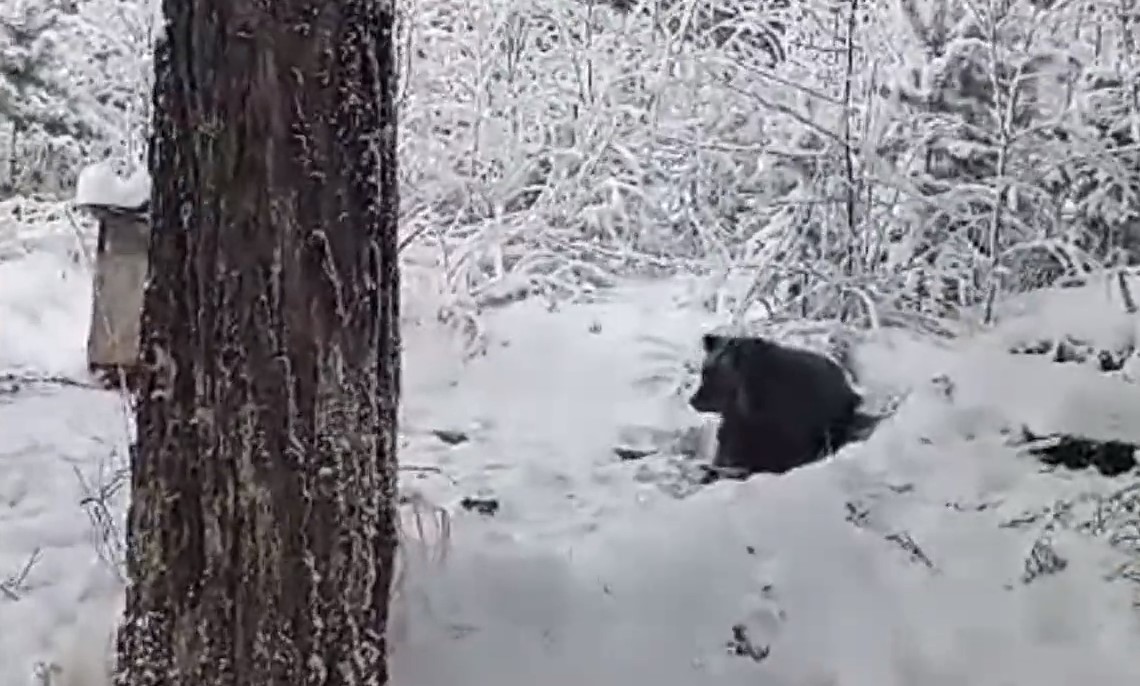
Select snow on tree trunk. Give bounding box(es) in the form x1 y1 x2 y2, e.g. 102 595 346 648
114 0 400 684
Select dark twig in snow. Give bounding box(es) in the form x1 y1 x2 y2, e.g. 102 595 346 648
0 547 42 600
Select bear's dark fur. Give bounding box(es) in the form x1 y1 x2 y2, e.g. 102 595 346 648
690 333 877 476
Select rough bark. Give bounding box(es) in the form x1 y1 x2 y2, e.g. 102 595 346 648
114 0 400 684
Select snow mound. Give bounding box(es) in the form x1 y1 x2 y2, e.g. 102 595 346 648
74 162 149 209
394 457 1140 685
0 200 95 375
985 271 1140 357
390 282 1140 686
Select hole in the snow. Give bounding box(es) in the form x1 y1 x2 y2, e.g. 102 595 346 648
1019 427 1138 477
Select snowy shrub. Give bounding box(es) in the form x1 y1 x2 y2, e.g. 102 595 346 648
3 0 1138 328
865 0 1140 315
0 0 147 197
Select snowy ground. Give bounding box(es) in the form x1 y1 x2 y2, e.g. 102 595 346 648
3 198 1140 685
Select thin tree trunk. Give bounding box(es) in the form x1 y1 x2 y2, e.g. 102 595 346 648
114 0 400 684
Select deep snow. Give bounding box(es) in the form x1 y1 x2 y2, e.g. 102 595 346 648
3 196 1140 686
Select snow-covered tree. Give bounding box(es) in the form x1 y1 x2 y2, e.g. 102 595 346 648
0 0 149 196
871 0 1140 314
1 0 77 193
695 0 1140 324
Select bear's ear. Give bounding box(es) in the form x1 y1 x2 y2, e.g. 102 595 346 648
702 333 727 354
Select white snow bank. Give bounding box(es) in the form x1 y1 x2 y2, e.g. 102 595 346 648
0 388 130 686
984 271 1140 353
396 426 1140 686
390 278 1140 685
0 227 94 376
929 349 1140 443
74 162 150 209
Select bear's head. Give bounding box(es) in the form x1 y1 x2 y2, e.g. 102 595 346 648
689 333 759 416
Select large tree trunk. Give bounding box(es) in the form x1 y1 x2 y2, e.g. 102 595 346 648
114 0 400 684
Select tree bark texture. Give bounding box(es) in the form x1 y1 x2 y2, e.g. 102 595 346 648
115 0 400 684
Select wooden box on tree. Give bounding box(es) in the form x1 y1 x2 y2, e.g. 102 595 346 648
78 200 149 386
